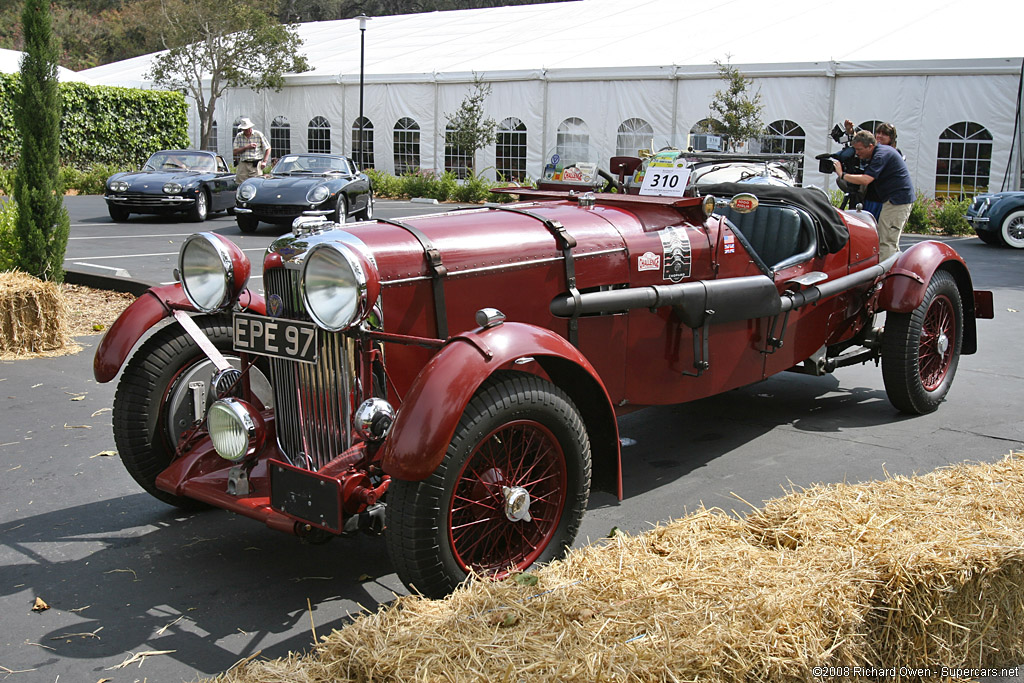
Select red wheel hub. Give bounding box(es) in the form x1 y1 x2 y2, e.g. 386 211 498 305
447 420 568 577
919 294 955 391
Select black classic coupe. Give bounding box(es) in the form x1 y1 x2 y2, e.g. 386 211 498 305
234 153 374 233
104 150 238 223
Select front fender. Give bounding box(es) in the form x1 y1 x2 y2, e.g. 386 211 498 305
93 284 266 383
877 240 981 354
379 322 621 497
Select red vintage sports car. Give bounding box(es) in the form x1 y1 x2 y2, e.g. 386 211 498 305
94 180 994 598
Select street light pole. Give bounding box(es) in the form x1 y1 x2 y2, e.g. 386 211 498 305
356 15 370 169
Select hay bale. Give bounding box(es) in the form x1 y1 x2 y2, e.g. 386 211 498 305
204 455 1024 683
746 457 1024 672
0 270 74 357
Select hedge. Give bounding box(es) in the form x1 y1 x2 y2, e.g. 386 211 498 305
0 73 189 170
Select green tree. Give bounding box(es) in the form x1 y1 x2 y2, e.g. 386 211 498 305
13 0 71 282
708 58 763 153
444 77 496 174
147 0 310 151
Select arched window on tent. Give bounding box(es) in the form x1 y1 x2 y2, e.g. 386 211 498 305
203 120 218 153
308 116 331 154
445 123 472 179
763 119 806 183
857 120 885 138
496 117 527 181
616 118 653 157
556 117 589 163
394 117 421 175
690 118 725 151
936 121 993 200
270 116 291 159
352 117 374 170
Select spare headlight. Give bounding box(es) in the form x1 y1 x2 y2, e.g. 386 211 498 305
237 182 257 201
208 398 265 461
163 182 183 194
178 232 251 312
109 180 129 192
301 242 380 331
306 184 330 204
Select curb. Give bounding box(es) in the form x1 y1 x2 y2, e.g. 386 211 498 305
64 267 154 296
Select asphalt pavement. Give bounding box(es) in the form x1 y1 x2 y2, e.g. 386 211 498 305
0 197 1022 681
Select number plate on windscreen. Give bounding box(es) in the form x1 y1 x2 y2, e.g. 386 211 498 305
233 312 318 364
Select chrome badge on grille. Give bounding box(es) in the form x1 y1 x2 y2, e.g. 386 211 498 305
268 294 284 317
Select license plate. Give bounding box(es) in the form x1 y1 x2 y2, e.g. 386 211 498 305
233 312 318 363
270 459 342 532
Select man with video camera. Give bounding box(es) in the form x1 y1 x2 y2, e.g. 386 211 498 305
832 130 914 260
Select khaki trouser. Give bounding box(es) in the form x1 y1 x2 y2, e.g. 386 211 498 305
235 159 262 184
878 200 913 261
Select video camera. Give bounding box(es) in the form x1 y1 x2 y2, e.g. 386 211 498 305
815 124 866 208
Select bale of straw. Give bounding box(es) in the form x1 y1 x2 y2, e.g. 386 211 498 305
204 454 1024 683
746 456 1024 673
0 270 73 356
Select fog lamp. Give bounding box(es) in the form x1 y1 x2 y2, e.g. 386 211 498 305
208 398 265 461
354 398 395 442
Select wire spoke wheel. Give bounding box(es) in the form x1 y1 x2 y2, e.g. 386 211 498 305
882 270 963 414
386 372 591 598
448 420 568 576
918 293 956 391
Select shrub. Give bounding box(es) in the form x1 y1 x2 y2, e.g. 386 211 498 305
932 197 972 236
364 168 401 198
0 199 18 271
905 192 935 235
400 169 436 200
453 171 492 203
0 73 189 171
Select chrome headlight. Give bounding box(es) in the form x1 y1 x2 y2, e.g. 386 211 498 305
163 182 183 194
109 180 129 192
208 398 265 461
301 242 380 331
306 184 330 204
178 232 251 312
237 182 257 201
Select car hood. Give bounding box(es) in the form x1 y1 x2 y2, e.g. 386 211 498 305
244 174 345 202
108 169 211 190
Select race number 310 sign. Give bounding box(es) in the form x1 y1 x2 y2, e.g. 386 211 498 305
639 161 691 197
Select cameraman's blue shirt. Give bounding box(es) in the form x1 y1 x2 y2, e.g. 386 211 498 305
864 144 914 205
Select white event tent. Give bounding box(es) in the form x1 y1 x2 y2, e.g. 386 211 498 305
79 0 1024 196
1 47 92 82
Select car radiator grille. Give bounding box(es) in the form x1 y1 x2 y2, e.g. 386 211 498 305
264 268 355 471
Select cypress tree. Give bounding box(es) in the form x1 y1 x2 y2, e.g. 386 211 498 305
13 0 70 282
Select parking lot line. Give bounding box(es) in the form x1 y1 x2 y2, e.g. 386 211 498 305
64 247 266 260
69 232 210 239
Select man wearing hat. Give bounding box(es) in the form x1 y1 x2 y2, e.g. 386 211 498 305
232 117 271 183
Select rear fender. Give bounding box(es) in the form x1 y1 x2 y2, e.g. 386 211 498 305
877 240 981 354
93 284 266 383
379 322 622 498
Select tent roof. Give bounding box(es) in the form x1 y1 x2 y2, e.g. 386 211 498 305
80 0 1024 87
0 47 92 82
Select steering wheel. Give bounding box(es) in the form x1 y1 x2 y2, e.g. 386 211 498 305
597 168 622 194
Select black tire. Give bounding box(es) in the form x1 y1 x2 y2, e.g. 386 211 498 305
881 270 963 414
108 205 130 222
112 315 270 510
333 196 349 224
237 214 258 233
386 372 591 598
187 189 209 222
975 229 1000 245
354 192 374 221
